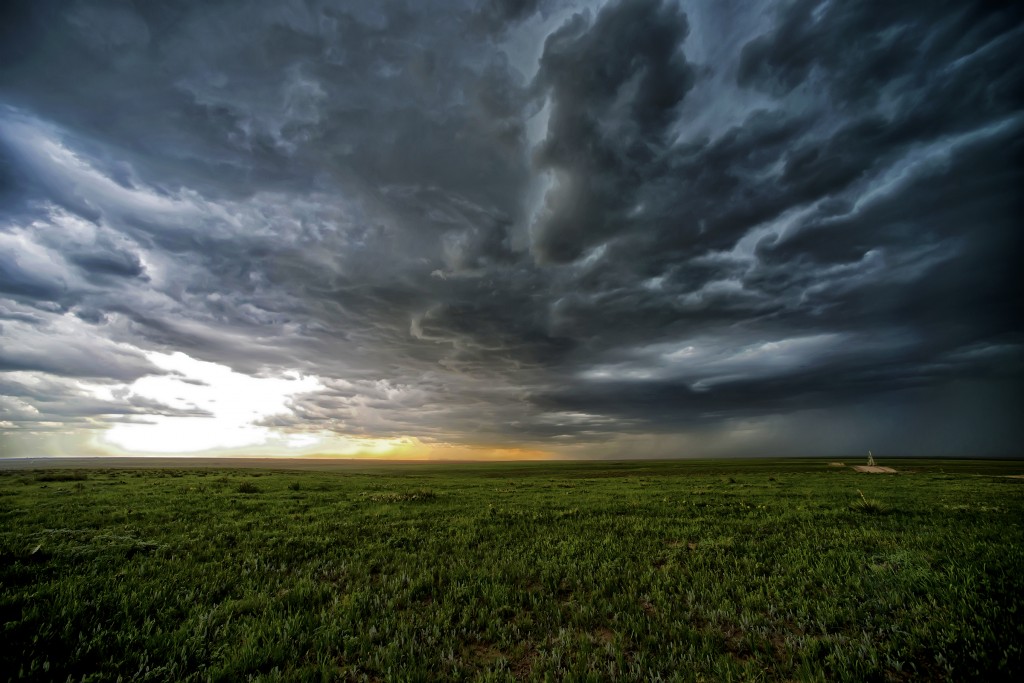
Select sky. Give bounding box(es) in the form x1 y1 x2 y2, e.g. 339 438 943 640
0 0 1021 459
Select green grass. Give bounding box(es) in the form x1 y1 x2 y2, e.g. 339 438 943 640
1 459 1022 681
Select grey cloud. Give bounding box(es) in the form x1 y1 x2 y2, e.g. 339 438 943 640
530 0 695 262
0 0 1020 455
476 0 544 34
67 247 146 281
738 1 1024 110
0 242 69 302
0 315 161 381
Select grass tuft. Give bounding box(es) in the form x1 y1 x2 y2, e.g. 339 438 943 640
850 489 889 514
236 481 261 494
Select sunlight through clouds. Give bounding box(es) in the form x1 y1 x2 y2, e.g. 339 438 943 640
97 351 322 453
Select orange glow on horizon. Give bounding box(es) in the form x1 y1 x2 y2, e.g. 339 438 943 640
88 431 555 461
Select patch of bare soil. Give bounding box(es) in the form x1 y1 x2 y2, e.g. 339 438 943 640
852 466 898 473
828 462 846 467
469 643 502 666
510 646 536 681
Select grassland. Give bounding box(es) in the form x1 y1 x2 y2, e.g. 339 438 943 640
1 458 1022 682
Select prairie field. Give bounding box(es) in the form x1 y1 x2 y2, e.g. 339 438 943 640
1 459 1021 682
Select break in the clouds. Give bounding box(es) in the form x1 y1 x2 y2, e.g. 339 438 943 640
0 0 1021 457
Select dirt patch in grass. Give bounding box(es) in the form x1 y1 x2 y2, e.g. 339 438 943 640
852 466 898 474
510 645 537 681
592 627 615 646
468 643 503 667
828 462 846 467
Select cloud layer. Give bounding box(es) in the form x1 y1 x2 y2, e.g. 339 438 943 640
1 0 1021 456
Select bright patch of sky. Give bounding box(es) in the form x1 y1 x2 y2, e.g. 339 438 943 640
94 351 322 453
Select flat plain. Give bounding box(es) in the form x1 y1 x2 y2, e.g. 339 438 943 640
1 458 1021 681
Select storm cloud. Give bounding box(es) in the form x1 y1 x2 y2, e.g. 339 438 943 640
1 0 1021 457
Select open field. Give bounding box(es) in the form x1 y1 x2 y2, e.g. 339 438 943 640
1 459 1022 681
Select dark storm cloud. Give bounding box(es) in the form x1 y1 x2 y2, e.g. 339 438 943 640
475 0 545 35
530 0 695 263
0 0 1021 455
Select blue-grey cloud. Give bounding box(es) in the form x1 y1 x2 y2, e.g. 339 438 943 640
0 0 1021 456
